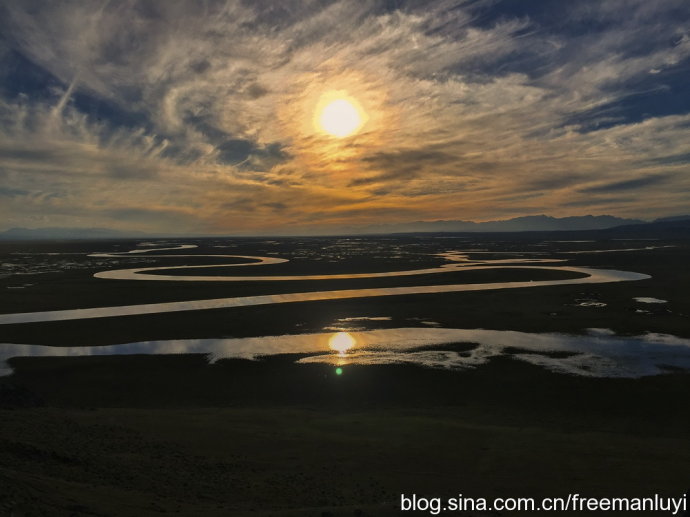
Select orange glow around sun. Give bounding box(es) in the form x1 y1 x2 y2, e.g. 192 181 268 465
273 67 394 190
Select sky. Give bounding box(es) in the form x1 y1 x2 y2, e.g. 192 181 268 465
0 0 689 235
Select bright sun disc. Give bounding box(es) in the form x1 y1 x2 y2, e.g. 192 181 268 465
317 96 365 138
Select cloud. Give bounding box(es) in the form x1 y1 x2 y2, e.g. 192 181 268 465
0 0 689 233
0 186 29 198
578 174 672 194
351 148 457 186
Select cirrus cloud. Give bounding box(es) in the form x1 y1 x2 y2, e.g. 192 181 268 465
0 0 689 234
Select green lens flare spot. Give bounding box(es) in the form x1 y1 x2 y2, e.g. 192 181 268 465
335 367 343 376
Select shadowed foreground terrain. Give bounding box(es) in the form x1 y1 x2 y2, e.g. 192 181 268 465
1 355 689 516
1 237 689 515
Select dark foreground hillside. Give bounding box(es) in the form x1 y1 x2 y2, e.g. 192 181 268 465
1 355 689 516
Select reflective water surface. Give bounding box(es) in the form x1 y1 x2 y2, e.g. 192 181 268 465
0 244 651 326
0 266 648 325
2 327 689 378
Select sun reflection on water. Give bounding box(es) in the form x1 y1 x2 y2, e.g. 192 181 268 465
329 331 356 356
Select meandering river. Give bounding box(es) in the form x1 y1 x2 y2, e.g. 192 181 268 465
0 244 648 324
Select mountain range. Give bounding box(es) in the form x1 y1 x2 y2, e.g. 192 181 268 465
1 215 689 239
351 214 646 234
0 227 146 240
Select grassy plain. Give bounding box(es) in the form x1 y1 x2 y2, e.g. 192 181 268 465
0 236 688 515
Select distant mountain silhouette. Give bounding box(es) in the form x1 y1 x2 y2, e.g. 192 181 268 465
653 215 690 223
2 215 689 240
399 217 690 240
592 217 690 239
353 214 645 234
0 227 147 240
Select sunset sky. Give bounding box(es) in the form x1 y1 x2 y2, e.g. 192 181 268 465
1 0 689 235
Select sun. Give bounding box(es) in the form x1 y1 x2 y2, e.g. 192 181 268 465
315 92 367 138
319 99 360 137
